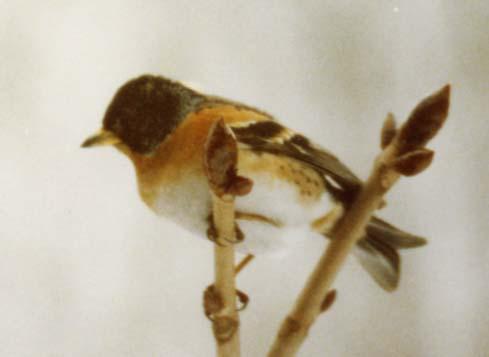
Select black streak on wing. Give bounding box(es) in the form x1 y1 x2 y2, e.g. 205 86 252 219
232 121 284 140
232 121 362 202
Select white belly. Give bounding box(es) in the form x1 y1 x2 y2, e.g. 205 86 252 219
149 165 331 255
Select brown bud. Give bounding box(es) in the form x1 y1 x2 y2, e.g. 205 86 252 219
213 316 239 343
228 176 254 196
236 289 249 311
398 85 450 153
204 119 253 197
278 317 301 339
203 285 223 320
204 119 239 195
390 148 434 176
381 113 397 149
320 289 337 313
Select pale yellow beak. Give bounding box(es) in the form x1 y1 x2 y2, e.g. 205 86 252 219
81 130 120 148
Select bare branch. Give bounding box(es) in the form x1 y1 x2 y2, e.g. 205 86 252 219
268 85 450 357
204 119 253 357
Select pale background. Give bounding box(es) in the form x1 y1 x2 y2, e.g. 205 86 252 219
1 1 488 356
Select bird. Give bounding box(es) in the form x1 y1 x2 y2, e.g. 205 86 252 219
82 74 426 291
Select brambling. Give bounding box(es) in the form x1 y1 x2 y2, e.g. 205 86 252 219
82 75 426 291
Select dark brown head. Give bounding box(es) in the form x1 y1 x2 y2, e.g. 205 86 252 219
82 75 205 154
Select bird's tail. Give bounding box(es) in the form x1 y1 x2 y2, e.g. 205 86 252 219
351 216 427 291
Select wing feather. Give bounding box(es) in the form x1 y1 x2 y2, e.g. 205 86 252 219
230 120 362 200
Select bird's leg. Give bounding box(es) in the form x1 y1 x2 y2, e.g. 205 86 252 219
232 254 255 311
204 284 250 320
235 254 254 275
204 253 254 321
203 253 254 320
311 204 345 235
207 213 244 245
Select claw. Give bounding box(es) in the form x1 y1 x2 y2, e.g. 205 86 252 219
206 217 227 247
203 285 249 320
234 223 244 243
207 214 244 245
236 289 249 311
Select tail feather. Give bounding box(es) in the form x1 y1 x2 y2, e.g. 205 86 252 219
351 217 427 291
353 235 400 291
367 216 427 249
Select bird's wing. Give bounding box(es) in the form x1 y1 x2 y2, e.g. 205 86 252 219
229 119 362 201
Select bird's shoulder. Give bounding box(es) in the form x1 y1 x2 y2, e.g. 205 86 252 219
134 98 362 205
194 97 363 200
203 100 362 198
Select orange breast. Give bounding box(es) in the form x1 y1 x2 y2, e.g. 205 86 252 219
128 105 270 206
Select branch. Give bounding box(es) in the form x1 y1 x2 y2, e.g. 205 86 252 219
203 119 253 357
268 85 450 357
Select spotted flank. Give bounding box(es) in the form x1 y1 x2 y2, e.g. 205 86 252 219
229 118 426 290
230 119 362 203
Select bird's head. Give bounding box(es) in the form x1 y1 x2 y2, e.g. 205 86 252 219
82 74 204 156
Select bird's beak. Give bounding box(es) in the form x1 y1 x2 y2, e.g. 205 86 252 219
81 130 120 148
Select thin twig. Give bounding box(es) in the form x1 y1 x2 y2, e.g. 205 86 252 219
268 85 450 357
203 119 253 357
211 193 241 357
